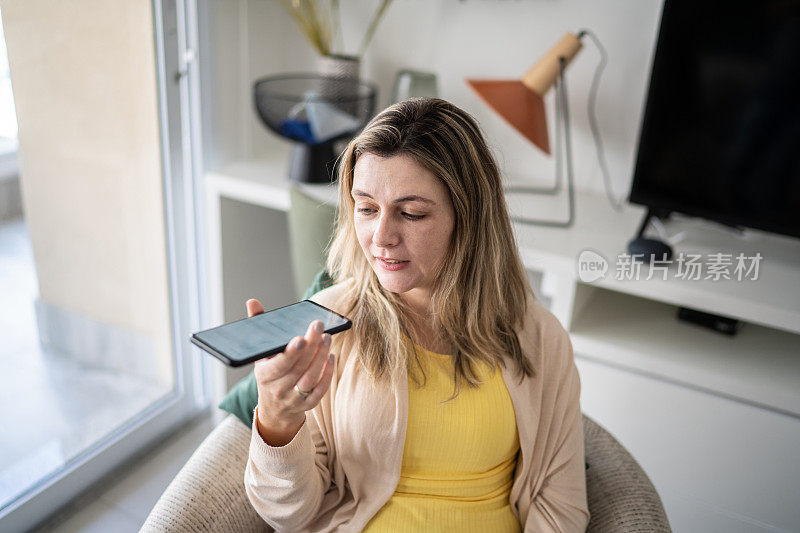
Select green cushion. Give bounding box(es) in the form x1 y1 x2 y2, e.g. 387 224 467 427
288 184 337 299
218 268 335 427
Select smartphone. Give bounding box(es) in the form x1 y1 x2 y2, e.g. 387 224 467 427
190 300 352 367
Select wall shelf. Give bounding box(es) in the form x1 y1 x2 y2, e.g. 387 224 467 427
570 288 800 418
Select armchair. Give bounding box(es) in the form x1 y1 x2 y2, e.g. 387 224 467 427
141 413 671 532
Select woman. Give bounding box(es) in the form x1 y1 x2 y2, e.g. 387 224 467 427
244 98 589 532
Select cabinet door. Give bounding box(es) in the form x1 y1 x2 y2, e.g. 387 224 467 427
576 356 800 533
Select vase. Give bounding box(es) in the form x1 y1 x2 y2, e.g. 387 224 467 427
317 54 361 117
317 53 360 79
316 54 364 157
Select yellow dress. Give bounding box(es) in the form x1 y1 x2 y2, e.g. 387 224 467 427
363 345 522 532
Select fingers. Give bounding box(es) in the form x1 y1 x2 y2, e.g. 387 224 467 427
292 332 331 394
299 353 335 406
254 336 302 382
246 298 264 318
254 320 326 384
304 319 325 347
252 319 335 423
273 320 326 386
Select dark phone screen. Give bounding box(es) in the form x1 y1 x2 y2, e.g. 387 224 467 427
192 300 350 364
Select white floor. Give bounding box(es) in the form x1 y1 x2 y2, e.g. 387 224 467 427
31 410 219 532
0 217 223 531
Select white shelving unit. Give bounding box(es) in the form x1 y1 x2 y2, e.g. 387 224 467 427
194 1 799 529
203 152 800 531
571 290 800 416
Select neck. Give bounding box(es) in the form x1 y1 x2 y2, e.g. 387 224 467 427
399 289 453 354
399 287 433 319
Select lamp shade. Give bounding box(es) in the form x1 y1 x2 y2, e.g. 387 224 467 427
467 32 583 155
466 80 550 153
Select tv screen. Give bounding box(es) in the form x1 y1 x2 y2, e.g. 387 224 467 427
629 0 800 239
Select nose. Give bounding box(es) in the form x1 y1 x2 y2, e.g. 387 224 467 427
373 213 399 248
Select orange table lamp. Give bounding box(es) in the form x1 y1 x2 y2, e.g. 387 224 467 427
466 32 583 155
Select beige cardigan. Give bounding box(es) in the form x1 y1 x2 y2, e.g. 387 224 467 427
244 282 590 532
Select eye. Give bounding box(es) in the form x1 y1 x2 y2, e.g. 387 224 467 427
356 207 425 221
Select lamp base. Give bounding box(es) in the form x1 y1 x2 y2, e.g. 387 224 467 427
289 142 339 183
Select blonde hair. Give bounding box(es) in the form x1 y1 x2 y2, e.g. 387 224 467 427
326 97 535 400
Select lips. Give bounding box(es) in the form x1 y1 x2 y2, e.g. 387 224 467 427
376 257 409 271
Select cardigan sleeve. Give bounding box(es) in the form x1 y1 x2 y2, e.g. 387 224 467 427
244 405 333 531
524 323 591 532
242 282 349 531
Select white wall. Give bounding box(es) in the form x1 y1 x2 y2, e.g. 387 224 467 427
201 0 663 201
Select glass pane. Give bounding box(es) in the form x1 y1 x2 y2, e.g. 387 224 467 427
0 2 175 511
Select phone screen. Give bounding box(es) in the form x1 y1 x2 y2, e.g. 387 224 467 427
191 300 351 367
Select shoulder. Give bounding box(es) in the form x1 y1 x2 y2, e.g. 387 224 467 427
308 279 355 316
528 296 568 339
519 293 574 374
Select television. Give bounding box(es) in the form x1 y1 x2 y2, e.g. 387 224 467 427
629 0 800 242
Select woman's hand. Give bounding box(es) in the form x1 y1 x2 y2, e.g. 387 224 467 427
246 298 335 447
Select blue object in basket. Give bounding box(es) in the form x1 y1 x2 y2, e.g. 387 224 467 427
278 118 316 144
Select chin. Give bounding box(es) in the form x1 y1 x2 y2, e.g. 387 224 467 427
374 270 416 294
376 277 409 294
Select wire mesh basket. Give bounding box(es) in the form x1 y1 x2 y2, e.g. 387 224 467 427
254 73 377 146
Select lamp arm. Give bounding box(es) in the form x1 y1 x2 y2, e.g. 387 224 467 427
505 29 621 227
508 56 576 228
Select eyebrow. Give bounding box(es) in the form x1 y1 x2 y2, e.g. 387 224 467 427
352 189 436 205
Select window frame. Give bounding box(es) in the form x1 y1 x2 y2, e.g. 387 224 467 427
0 0 212 530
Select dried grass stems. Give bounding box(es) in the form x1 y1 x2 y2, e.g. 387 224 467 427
278 0 394 57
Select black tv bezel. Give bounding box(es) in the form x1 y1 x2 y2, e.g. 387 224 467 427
627 0 800 240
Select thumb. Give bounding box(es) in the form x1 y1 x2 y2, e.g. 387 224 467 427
246 298 264 317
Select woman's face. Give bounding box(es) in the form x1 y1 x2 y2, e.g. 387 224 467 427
352 153 455 306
